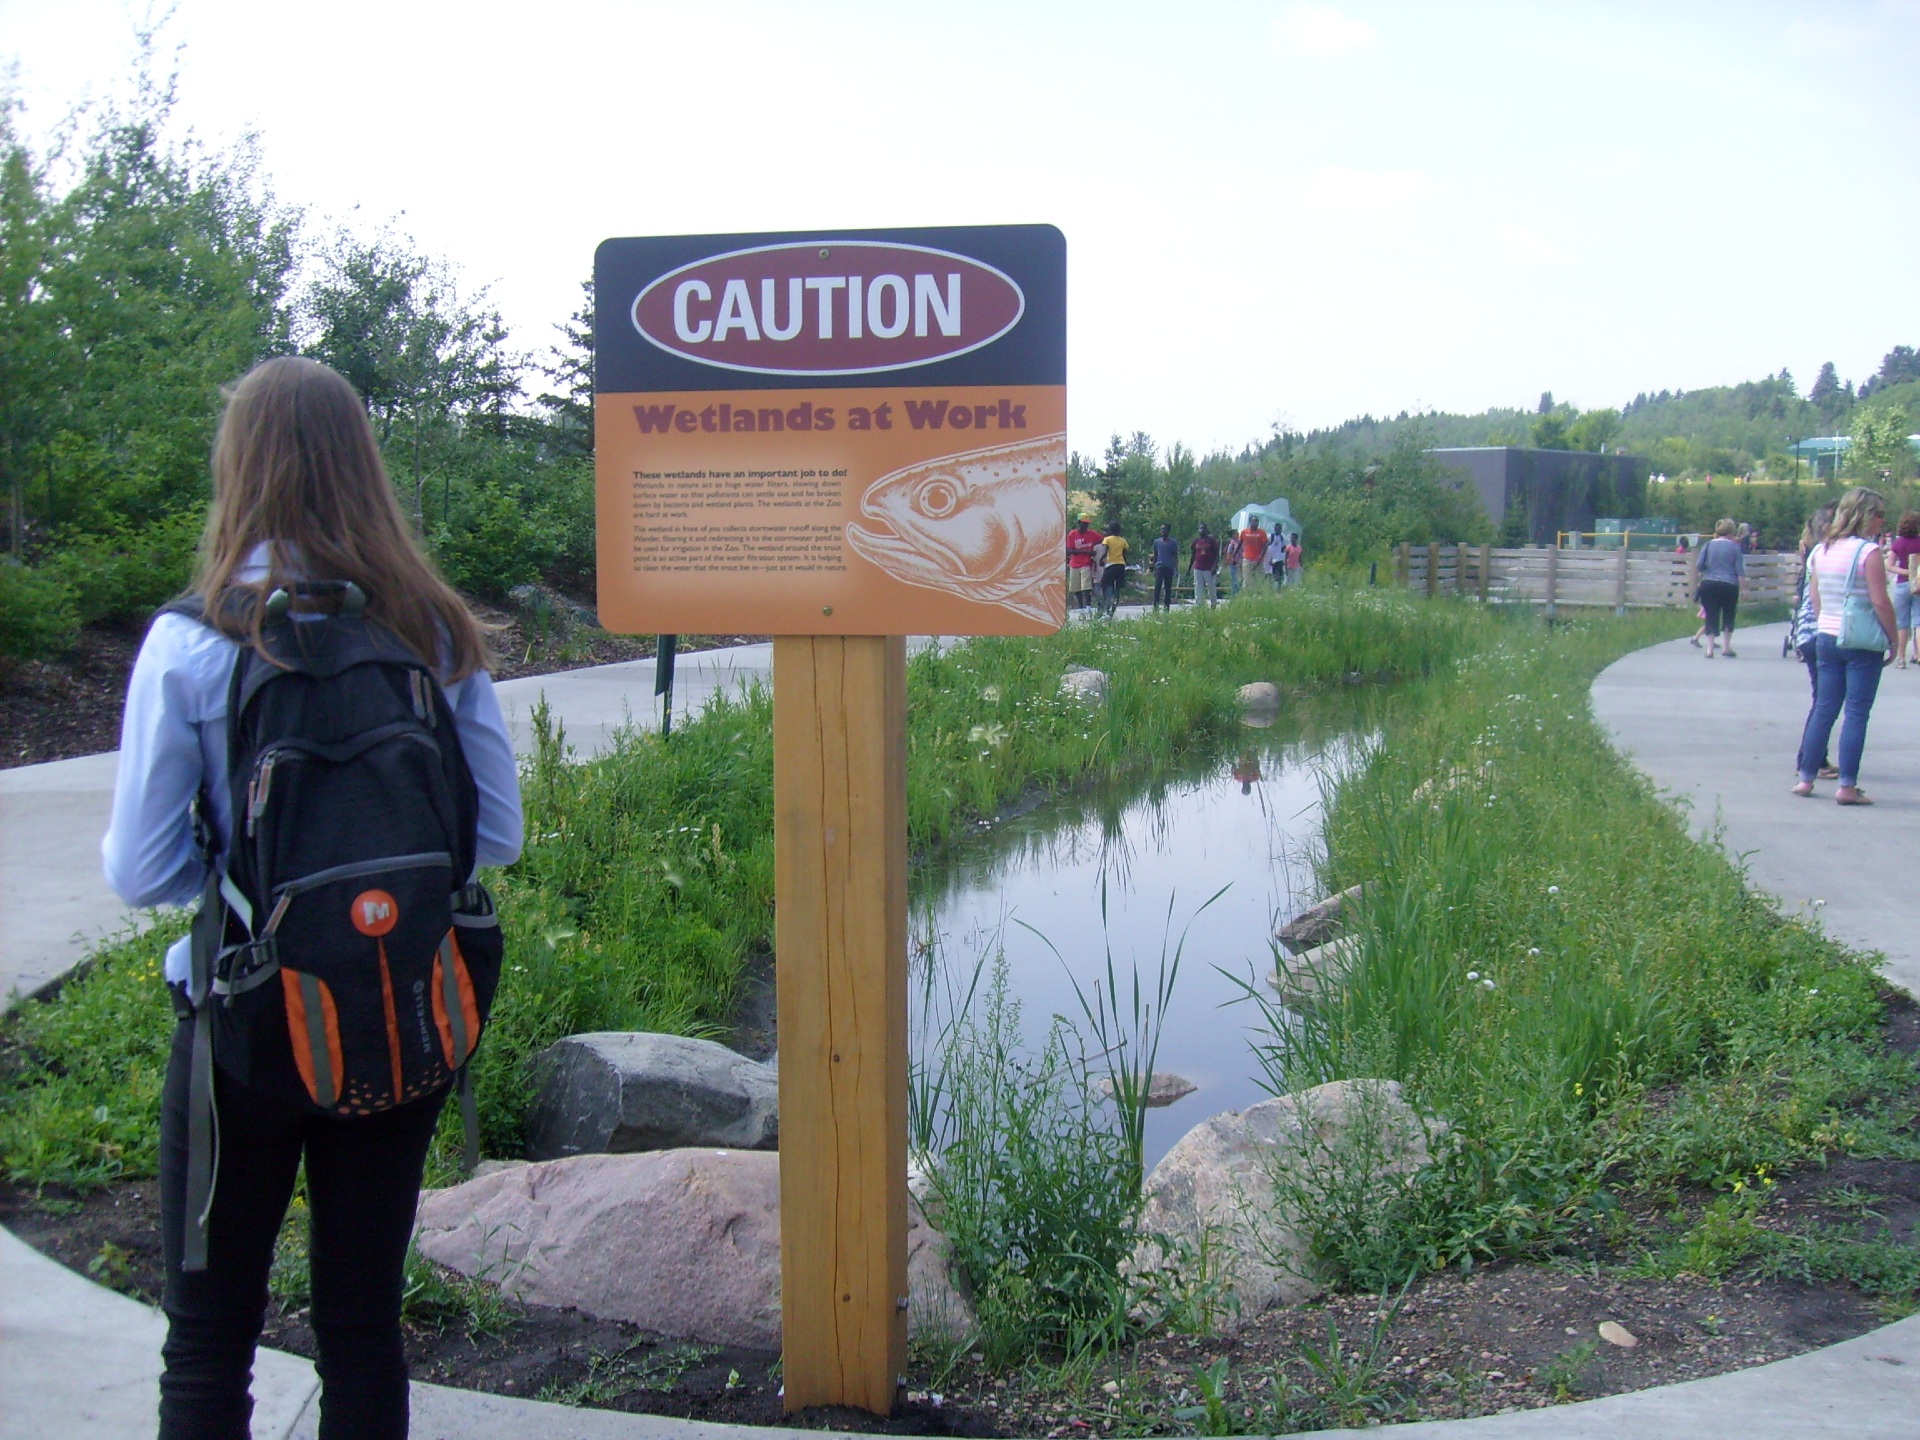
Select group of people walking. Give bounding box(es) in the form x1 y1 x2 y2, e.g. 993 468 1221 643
1065 515 1302 615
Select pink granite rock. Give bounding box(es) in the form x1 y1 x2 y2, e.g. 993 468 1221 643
415 1149 971 1349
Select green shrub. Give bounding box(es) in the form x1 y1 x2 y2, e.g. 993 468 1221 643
0 559 79 660
43 507 206 626
428 480 568 601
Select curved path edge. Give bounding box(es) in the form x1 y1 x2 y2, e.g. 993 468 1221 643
5 624 1919 1437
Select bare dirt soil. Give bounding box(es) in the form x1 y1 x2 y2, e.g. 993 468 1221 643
2 1162 1910 1436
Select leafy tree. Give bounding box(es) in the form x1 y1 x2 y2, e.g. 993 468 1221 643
0 43 295 631
1809 362 1853 426
1860 345 1920 400
1849 404 1914 481
535 278 594 459
1092 432 1156 543
1566 407 1622 452
0 97 57 558
1531 411 1571 450
299 228 520 523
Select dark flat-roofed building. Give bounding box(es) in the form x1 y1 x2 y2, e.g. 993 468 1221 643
1428 446 1650 545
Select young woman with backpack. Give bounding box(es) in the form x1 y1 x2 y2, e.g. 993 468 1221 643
102 356 524 1439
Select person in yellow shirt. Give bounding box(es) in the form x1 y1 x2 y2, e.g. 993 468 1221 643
1099 529 1129 614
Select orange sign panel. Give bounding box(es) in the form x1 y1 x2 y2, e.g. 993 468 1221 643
594 228 1066 636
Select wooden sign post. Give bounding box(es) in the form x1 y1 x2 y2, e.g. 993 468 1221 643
772 635 908 1408
594 226 1066 1415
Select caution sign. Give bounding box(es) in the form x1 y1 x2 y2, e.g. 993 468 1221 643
594 225 1067 636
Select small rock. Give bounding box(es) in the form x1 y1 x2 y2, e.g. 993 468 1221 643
525 1032 778 1160
1598 1320 1638 1348
1275 884 1365 954
1410 767 1470 804
1268 936 1358 1009
1060 667 1109 703
1237 681 1281 708
1097 1072 1197 1107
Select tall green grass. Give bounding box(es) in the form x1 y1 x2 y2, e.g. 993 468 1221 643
1255 611 1917 1286
3 588 1475 1186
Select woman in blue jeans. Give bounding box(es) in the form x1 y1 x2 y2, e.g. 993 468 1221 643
1795 488 1898 805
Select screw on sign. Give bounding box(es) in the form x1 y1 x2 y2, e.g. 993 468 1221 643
595 226 1064 1415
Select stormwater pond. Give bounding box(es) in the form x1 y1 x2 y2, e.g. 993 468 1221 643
910 692 1381 1171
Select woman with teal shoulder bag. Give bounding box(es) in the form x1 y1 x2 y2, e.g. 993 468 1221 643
1795 488 1899 805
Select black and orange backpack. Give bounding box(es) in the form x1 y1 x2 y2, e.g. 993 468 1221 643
168 583 503 1270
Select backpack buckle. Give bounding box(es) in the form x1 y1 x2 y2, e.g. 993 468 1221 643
212 936 281 1002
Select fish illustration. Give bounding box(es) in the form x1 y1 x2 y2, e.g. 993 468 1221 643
845 433 1067 626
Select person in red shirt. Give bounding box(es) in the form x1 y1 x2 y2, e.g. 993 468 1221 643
1284 534 1303 587
1237 521 1270 591
1189 524 1221 606
1066 514 1104 611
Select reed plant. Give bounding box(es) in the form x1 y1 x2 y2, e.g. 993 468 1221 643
1253 611 1915 1287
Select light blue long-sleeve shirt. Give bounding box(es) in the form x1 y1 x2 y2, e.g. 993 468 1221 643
102 576 524 981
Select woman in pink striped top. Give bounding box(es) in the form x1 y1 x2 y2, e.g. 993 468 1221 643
1794 488 1899 804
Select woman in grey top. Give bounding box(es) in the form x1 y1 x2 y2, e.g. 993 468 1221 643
1695 518 1747 658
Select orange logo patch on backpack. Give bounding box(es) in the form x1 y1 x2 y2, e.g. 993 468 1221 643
351 890 399 937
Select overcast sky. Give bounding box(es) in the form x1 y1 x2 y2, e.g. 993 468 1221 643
5 1 1917 457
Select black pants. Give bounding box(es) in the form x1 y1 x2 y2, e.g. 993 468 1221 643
1698 579 1739 637
159 1015 446 1440
1152 566 1176 609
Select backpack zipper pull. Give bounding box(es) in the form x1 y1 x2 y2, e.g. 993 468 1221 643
248 753 277 837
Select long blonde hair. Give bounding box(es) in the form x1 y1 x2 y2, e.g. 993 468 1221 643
193 357 489 679
1825 487 1887 548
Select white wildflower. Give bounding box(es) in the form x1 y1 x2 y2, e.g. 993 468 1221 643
1467 971 1481 981
1482 978 1496 989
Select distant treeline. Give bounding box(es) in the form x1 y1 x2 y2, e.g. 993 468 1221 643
1 49 1913 662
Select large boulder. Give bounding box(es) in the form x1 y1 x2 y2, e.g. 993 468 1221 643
525 1032 778 1160
414 1150 973 1349
1137 1080 1434 1326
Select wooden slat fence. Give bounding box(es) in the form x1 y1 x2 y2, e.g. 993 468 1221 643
1396 544 1797 612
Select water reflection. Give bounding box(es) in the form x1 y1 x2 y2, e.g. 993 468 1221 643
910 696 1377 1171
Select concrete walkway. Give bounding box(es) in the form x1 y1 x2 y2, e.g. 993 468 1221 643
1592 620 1920 998
5 621 1920 1437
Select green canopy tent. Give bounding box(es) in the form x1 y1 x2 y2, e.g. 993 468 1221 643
1229 498 1299 542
